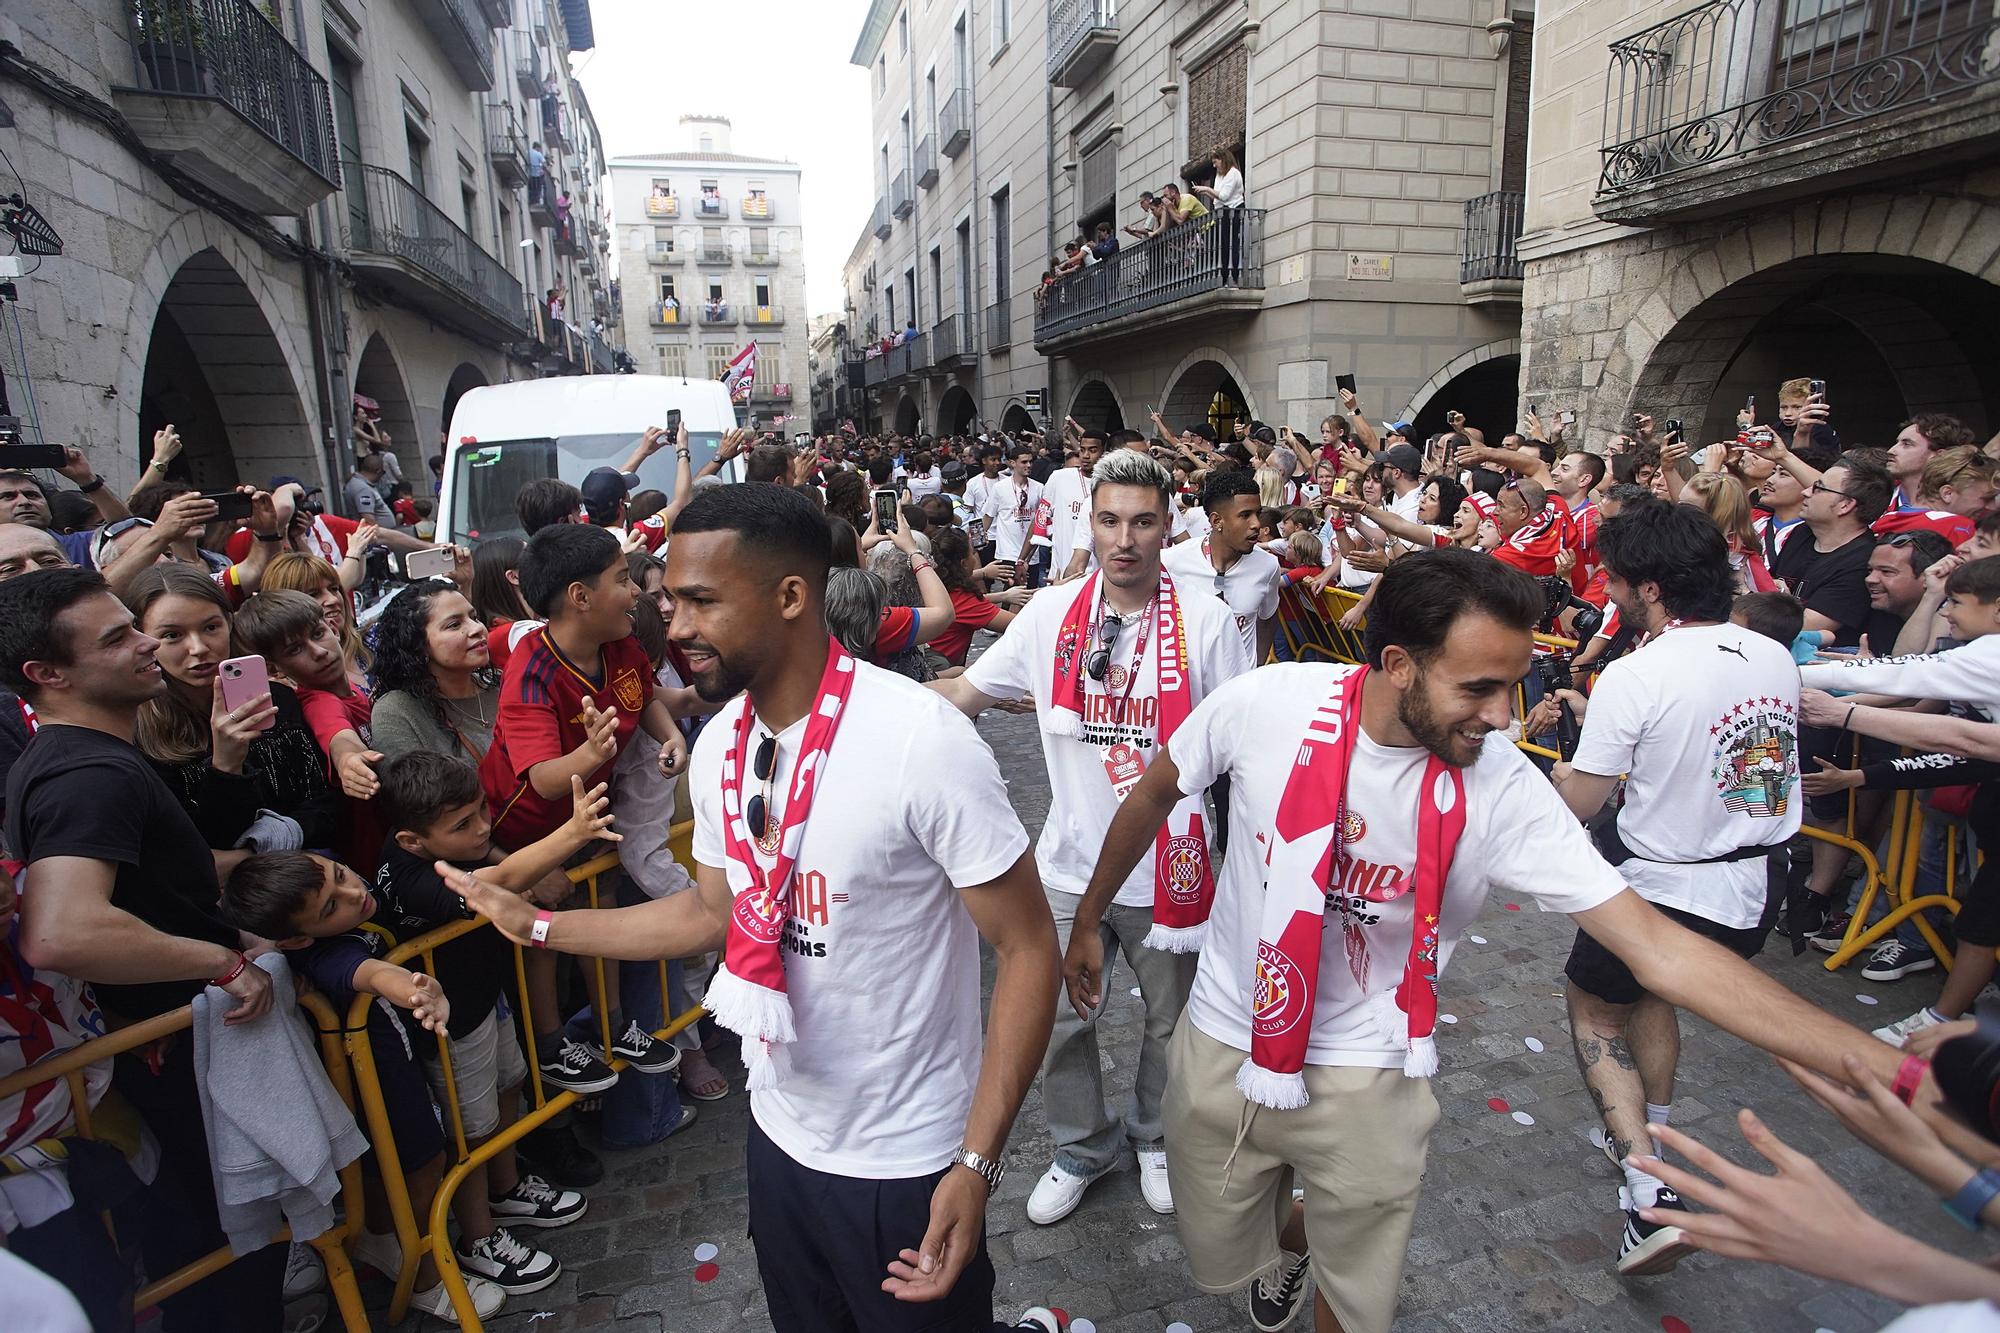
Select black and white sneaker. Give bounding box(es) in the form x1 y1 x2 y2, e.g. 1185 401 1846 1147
516 1121 602 1187
539 1034 618 1094
456 1225 561 1295
1862 939 1937 982
490 1173 588 1229
1807 910 1852 954
610 1019 682 1074
1617 1186 1694 1277
1013 1310 1069 1332
1249 1249 1312 1331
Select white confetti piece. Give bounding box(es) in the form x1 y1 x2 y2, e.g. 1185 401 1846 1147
1589 1127 1609 1149
1167 1325 1194 1333
693 1242 718 1262
1468 934 1487 944
1524 1037 1545 1053
1511 1111 1536 1126
1438 1013 1458 1024
1855 993 1880 1006
1072 1321 1097 1333
1130 987 1142 997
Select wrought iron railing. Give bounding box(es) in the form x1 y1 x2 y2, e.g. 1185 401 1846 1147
932 312 967 362
986 298 1012 351
696 194 727 217
864 355 889 386
344 164 524 331
872 198 893 238
1461 190 1525 283
891 168 913 218
413 0 493 87
698 245 732 265
915 135 938 188
1034 209 1265 341
746 304 784 326
886 342 911 378
1596 0 1999 195
650 244 678 264
1048 0 1118 79
125 0 340 189
649 300 688 326
940 88 972 157
696 300 734 324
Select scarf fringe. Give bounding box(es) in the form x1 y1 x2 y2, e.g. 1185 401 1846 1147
1141 920 1208 955
1236 1058 1310 1111
1044 707 1085 740
703 965 796 1047
1361 990 1441 1078
1403 1034 1439 1079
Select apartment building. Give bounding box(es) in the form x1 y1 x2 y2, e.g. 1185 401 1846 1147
1517 0 2000 446
610 117 807 428
837 0 1536 443
2 0 619 502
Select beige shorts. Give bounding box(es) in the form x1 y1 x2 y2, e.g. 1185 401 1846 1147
1162 1014 1441 1333
421 1009 527 1140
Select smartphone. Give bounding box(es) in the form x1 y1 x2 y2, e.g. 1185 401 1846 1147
1664 419 1683 440
872 487 900 532
1335 374 1357 395
1808 379 1826 399
217 655 275 729
0 443 67 469
197 489 255 521
665 408 682 435
1746 394 1756 411
1528 400 1538 416
405 545 457 580
1559 410 1576 426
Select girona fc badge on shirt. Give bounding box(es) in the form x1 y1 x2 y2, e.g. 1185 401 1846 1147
1163 834 1206 905
1340 809 1365 844
732 888 787 946
1105 663 1129 691
1252 940 1308 1037
611 666 645 715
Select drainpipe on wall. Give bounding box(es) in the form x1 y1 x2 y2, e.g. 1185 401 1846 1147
293 0 345 498
1043 73 1057 431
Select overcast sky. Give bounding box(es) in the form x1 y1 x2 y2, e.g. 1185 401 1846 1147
571 0 876 318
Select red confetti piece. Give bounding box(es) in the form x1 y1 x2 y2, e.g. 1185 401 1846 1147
1486 1097 1510 1112
1661 1319 1692 1333
694 1262 720 1283
1505 903 1521 911
1050 1311 1069 1323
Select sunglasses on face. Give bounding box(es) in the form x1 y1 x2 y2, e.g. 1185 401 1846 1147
745 734 778 840
1084 613 1125 682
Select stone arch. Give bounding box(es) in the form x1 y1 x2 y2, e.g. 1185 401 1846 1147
936 384 977 435
1400 338 1522 438
999 403 1037 435
1597 190 2000 443
1066 374 1126 434
893 393 921 436
121 213 321 490
442 363 490 440
1160 346 1260 428
352 332 419 488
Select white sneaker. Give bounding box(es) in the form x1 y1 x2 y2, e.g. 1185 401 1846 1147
1874 1007 1945 1046
348 1229 402 1280
1025 1161 1110 1226
409 1274 507 1324
284 1241 326 1299
1136 1149 1174 1215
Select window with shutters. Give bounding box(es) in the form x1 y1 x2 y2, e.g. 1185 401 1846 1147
1183 40 1248 181
1078 136 1116 231
705 344 734 379
659 344 688 377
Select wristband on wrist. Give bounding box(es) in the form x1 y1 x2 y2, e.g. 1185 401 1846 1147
210 950 249 988
530 910 555 949
77 476 105 494
254 530 284 542
1893 1053 1930 1106
1844 704 1857 732
1943 1166 2000 1230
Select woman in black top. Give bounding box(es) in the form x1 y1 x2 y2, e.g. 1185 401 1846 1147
123 564 339 850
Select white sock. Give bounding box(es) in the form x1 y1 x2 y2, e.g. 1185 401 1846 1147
1645 1102 1672 1140
1623 1160 1665 1209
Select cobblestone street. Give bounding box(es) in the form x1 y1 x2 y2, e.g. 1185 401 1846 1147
380 702 1990 1333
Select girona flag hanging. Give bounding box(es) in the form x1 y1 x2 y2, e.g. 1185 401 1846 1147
720 343 757 405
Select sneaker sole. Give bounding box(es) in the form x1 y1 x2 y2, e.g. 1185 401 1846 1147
490 1197 589 1230
1861 958 1937 982
538 1067 619 1094
1025 1168 1112 1226
614 1050 684 1075
454 1263 561 1297
1617 1224 1694 1277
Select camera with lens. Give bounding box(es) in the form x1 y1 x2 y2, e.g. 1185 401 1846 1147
1529 579 1603 760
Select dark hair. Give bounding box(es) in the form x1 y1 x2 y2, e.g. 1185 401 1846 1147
1902 413 1979 453
378 749 485 836
0 566 111 696
930 524 978 595
1079 430 1111 450
1597 500 1737 623
671 479 832 591
1110 429 1146 449
1200 467 1262 514
220 851 328 939
1602 482 1653 509
1362 547 1543 669
824 470 867 528
1733 591 1804 647
918 494 954 530
1876 530 1955 578
230 588 326 661
827 514 861 567
370 581 493 746
745 444 792 485
1466 468 1506 499
1566 451 1608 490
46 490 98 535
1828 455 1893 528
627 488 669 526
1523 439 1557 466
866 456 895 486
1426 474 1468 519
0 470 46 501
129 480 196 523
1946 554 2000 603
630 594 668 667
469 535 529 625
518 523 624 618
516 477 582 534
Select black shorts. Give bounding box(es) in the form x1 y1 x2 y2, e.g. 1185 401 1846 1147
1564 904 1770 1006
366 1000 447 1170
746 1116 1007 1333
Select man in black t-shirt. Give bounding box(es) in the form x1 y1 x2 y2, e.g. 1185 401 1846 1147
0 567 284 1326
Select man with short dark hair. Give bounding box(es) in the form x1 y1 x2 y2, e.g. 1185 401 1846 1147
1773 454 1891 648
1164 468 1283 662
1886 413 1979 510
0 446 133 567
516 477 584 535
1049 430 1108 583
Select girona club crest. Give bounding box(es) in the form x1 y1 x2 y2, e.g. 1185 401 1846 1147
1252 940 1308 1038
731 887 786 945
1163 834 1206 906
1340 809 1366 844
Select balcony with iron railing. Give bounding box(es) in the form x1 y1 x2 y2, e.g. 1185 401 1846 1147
696 300 735 325
514 36 541 95
115 0 340 217
885 342 911 379
343 163 526 343
411 0 495 90
472 0 508 29
741 193 772 219
1048 0 1118 87
743 248 780 267
1460 189 1524 304
1034 209 1266 350
745 304 785 327
939 88 972 158
754 382 795 402
931 312 972 365
986 298 1012 352
1593 0 2000 223
891 169 914 219
486 99 527 187
696 193 728 218
872 197 893 239
915 135 938 189
644 193 680 218
649 300 689 327
649 244 679 265
697 244 732 266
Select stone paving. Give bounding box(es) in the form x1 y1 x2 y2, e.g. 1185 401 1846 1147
362 700 1991 1333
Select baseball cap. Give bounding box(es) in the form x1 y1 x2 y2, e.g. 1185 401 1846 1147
1249 423 1278 446
1388 421 1416 436
940 461 967 482
267 473 320 494
1188 424 1218 444
580 466 638 521
1382 444 1424 477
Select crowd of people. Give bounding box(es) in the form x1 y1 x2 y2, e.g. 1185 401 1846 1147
4 375 2000 1333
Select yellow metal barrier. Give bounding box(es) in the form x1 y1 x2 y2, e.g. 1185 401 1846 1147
0 989 370 1330
343 823 706 1329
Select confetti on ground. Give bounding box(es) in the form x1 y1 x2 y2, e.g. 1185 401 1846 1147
1439 1013 1458 1024
1662 1319 1693 1333
1589 1127 1609 1150
526 1317 553 1326
1468 934 1487 944
1130 987 1142 997
1486 1097 1511 1113
1855 993 1880 1006
693 1262 720 1283
693 1242 718 1262
1505 903 1521 911
1168 1325 1195 1333
1072 1321 1097 1333
1512 1111 1536 1126
1525 1037 1545 1052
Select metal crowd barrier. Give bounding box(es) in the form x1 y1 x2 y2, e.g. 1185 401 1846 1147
344 826 705 1329
0 989 371 1331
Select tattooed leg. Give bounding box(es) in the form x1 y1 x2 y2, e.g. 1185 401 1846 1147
1567 985 1650 1165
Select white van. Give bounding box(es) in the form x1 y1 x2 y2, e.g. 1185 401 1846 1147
438 375 740 544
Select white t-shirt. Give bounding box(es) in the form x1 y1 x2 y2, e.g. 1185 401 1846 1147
965 579 1251 906
1389 483 1424 525
964 472 1003 540
1042 467 1091 570
1173 503 1212 544
905 468 943 501
689 663 1028 1178
1172 664 1628 1067
1571 622 1800 930
1163 538 1284 659
985 475 1042 562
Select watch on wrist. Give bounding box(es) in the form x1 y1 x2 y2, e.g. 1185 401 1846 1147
1943 1166 2000 1230
77 476 105 494
952 1147 1004 1193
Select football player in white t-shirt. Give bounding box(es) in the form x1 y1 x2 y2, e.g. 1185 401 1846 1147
1162 467 1285 664
1070 548 1937 1333
934 449 1252 1230
450 483 1071 1333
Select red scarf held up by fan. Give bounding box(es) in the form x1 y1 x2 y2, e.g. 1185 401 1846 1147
1044 570 1215 950
1236 666 1467 1110
701 637 856 1091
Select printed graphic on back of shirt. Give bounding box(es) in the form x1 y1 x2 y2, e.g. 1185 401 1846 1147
1711 696 1798 817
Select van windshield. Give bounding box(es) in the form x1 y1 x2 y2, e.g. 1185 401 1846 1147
450 431 723 540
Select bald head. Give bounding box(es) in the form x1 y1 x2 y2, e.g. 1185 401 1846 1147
0 523 69 583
